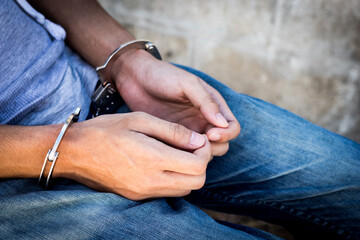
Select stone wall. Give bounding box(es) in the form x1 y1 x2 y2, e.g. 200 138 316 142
99 0 360 143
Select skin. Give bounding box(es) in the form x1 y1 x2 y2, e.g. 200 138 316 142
0 0 240 200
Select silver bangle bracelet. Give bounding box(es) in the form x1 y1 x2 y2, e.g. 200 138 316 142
96 39 162 88
38 107 81 188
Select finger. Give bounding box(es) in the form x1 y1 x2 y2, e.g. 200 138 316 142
118 188 192 201
143 134 211 175
163 171 207 190
140 189 193 200
210 142 229 156
153 189 193 198
130 112 205 150
204 123 222 142
204 81 237 122
203 83 241 142
192 135 212 164
164 135 211 175
183 77 229 128
204 117 240 143
206 120 240 143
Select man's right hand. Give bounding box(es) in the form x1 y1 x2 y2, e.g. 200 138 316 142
57 112 211 200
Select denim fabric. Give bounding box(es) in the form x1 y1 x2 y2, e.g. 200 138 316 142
1 65 359 239
181 66 360 240
1 1 359 239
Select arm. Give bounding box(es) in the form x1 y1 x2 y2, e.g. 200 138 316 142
0 124 63 179
28 0 134 67
29 0 240 151
0 113 211 200
1 0 240 199
27 0 232 140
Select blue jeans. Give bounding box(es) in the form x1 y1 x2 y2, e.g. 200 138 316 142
0 66 359 240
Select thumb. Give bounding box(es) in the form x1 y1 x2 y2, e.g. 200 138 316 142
133 113 206 150
183 77 229 128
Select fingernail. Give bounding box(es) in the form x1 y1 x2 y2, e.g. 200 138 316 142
209 133 221 141
190 132 205 147
216 113 228 127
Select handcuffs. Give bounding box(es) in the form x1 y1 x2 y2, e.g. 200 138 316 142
39 41 160 187
39 107 81 188
91 40 162 117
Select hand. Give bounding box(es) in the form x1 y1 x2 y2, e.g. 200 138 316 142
112 50 241 156
57 112 211 200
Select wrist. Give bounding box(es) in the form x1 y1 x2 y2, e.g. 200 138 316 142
52 120 106 185
97 40 161 87
111 48 156 90
37 108 81 188
52 122 82 180
0 124 64 179
91 40 162 117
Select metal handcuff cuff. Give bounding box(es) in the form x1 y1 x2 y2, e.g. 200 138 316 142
39 107 81 188
91 40 162 117
39 40 161 188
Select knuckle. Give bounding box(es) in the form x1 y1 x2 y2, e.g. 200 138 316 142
177 190 192 197
230 121 241 138
120 114 132 128
131 181 150 195
220 143 229 156
132 111 148 122
208 96 218 105
220 133 231 143
195 77 218 105
193 76 203 86
124 192 146 201
125 112 145 129
236 122 241 136
169 123 188 142
193 174 206 190
192 160 207 175
204 95 218 107
184 189 192 195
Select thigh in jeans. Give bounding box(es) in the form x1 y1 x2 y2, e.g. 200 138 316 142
179 65 360 240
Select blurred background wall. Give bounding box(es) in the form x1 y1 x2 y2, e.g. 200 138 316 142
99 0 360 143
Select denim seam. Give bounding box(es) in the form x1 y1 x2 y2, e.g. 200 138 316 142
197 188 354 240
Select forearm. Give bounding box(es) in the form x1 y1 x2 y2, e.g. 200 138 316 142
0 124 71 179
0 113 212 200
28 0 135 67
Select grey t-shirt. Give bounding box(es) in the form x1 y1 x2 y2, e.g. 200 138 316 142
0 0 97 125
